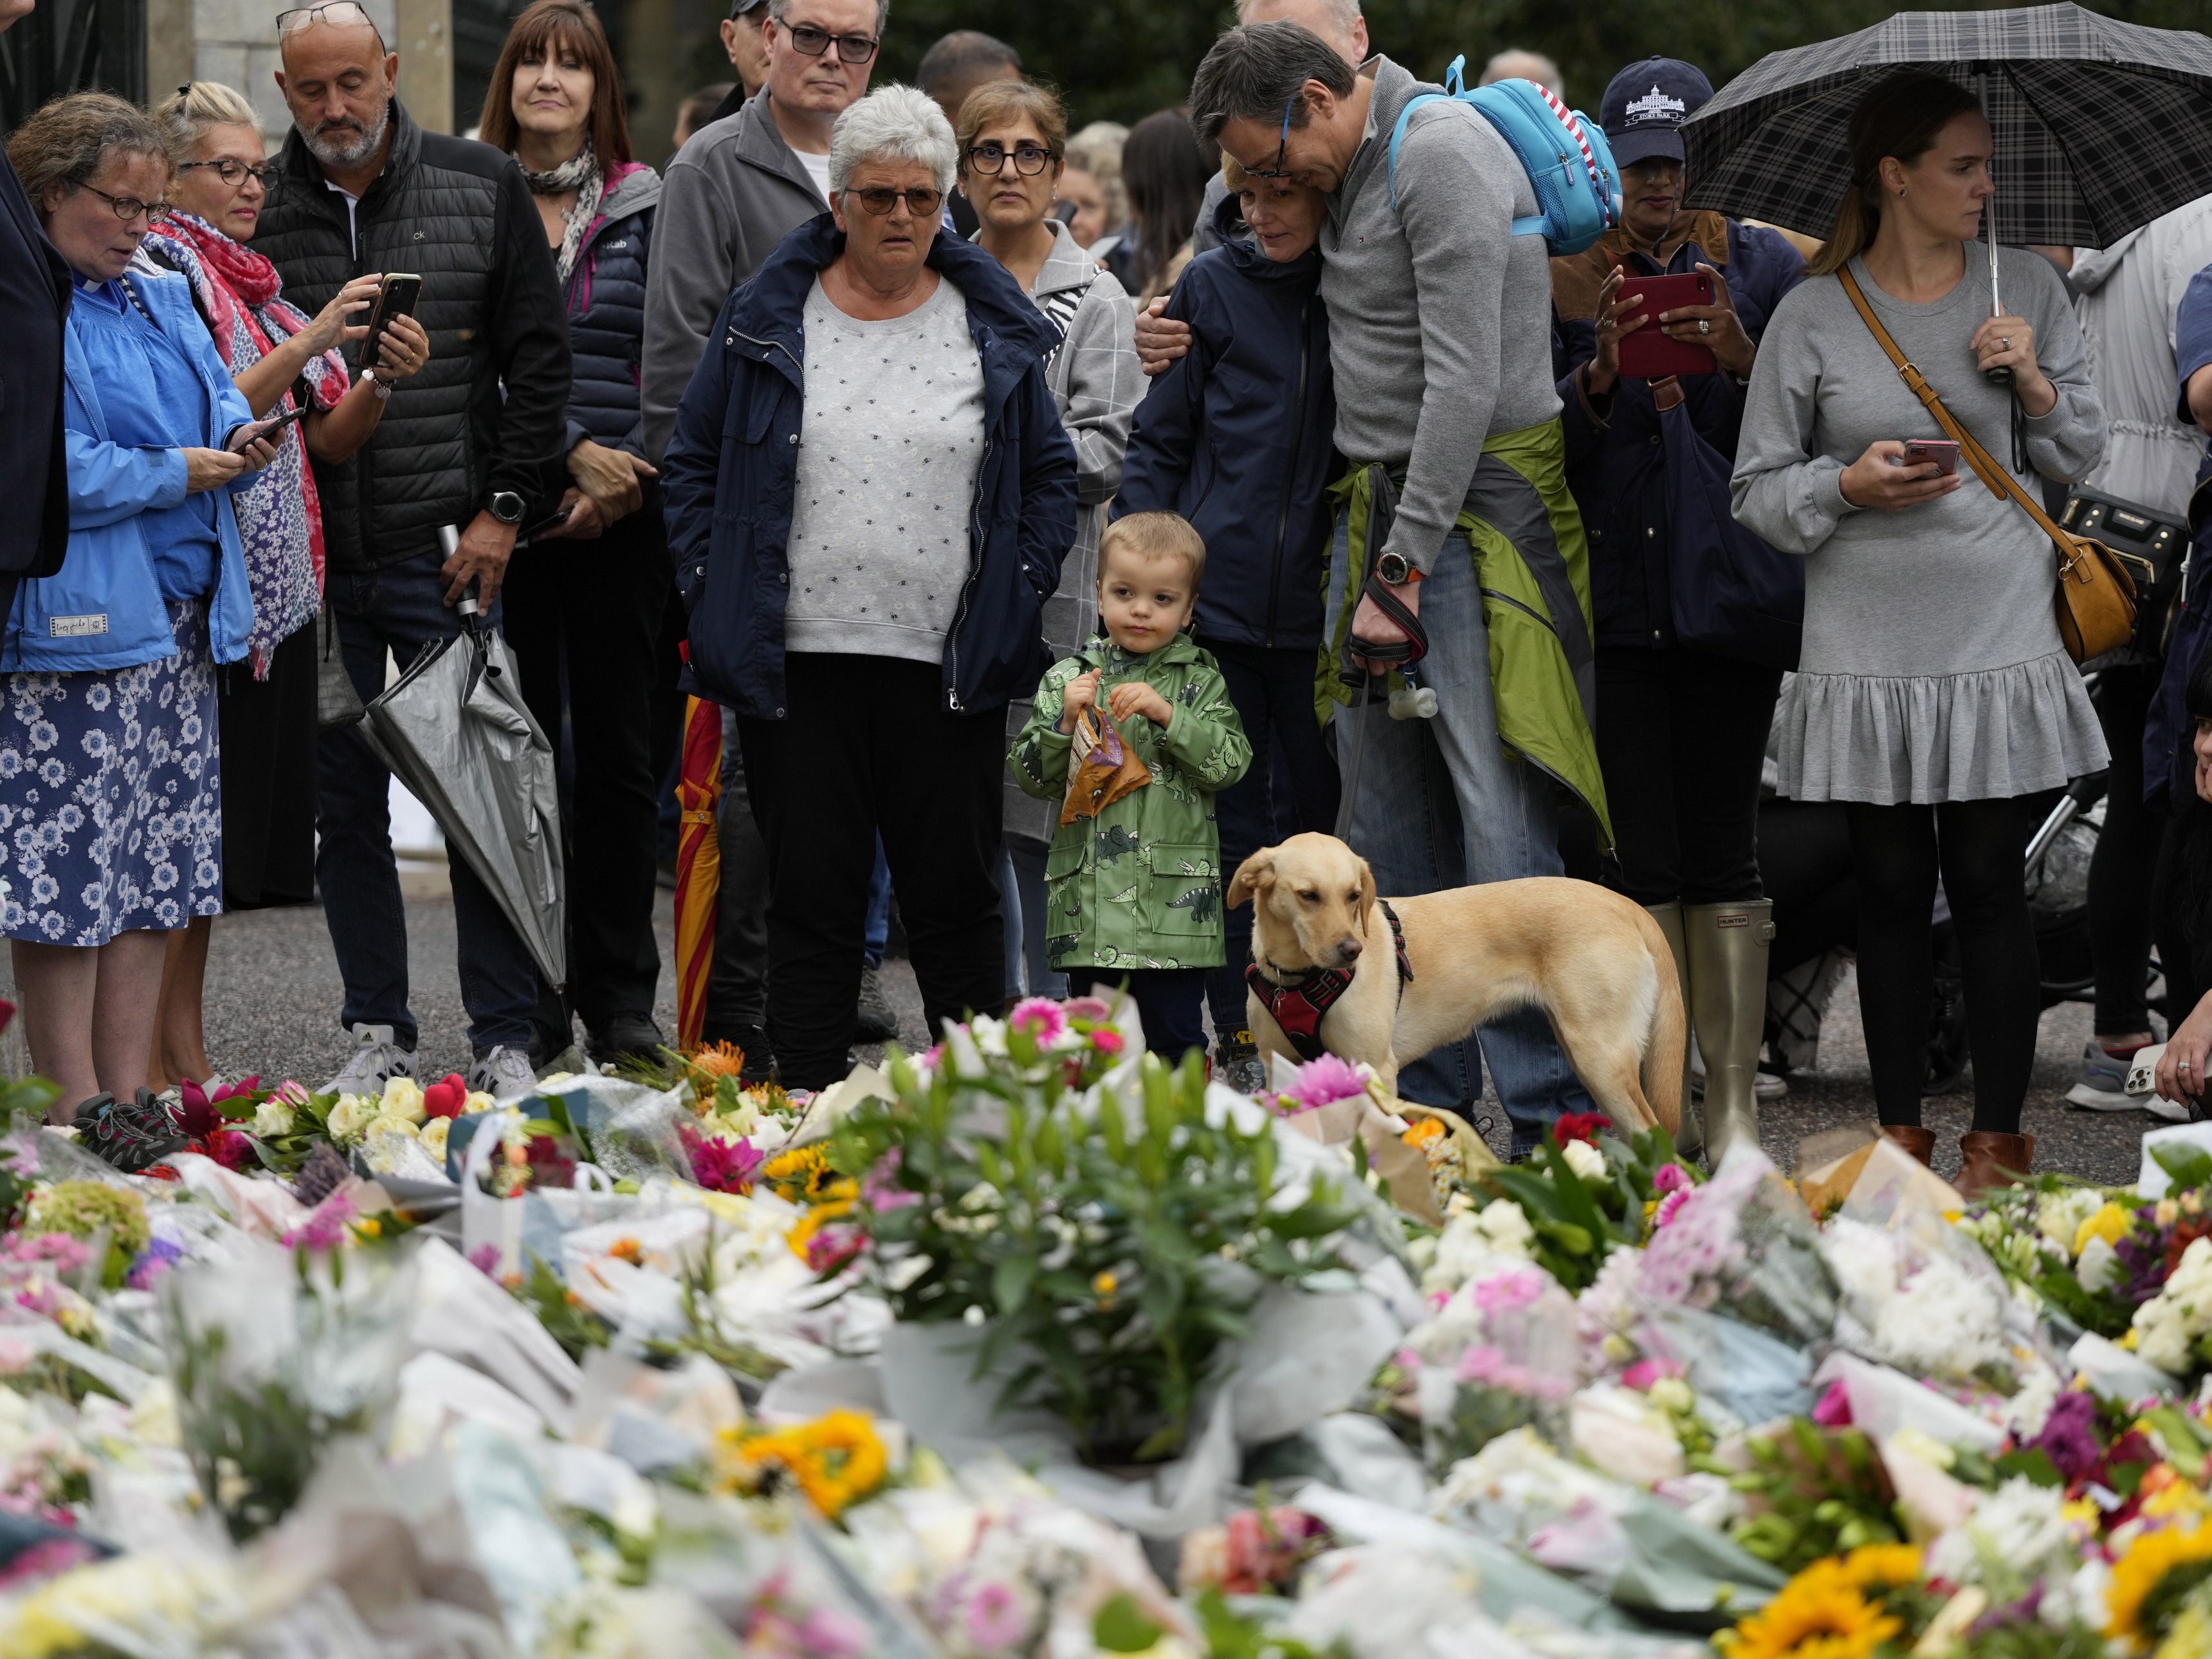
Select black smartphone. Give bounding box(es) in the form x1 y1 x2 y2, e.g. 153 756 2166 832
362 271 422 372
515 503 573 545
225 403 307 452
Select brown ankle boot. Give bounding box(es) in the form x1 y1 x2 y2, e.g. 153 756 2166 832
1878 1124 1936 1167
1955 1132 2035 1202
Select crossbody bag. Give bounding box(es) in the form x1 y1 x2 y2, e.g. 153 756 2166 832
1836 267 2146 665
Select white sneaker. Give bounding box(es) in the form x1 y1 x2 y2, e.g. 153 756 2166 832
2065 1041 2142 1114
324 1024 416 1096
469 1044 539 1104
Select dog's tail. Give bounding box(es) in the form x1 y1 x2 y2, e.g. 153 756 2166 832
1630 905 1688 1137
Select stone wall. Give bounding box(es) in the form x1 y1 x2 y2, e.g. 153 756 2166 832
170 0 452 139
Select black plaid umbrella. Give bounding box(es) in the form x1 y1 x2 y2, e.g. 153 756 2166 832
1682 3 2212 250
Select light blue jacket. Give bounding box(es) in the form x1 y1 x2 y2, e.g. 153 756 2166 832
3 267 258 672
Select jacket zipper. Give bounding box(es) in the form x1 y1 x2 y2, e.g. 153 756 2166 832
947 429 992 713
1265 297 1311 648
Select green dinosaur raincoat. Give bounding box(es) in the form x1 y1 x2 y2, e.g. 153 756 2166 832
1009 635 1252 971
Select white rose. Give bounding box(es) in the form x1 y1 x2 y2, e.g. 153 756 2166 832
1475 1200 1535 1257
419 1118 451 1162
326 1093 376 1143
462 1091 497 1115
379 1076 426 1124
368 1112 420 1141
1560 1138 1606 1182
253 1099 297 1139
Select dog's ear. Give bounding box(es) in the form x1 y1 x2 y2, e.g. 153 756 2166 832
1226 848 1276 910
1358 858 1377 921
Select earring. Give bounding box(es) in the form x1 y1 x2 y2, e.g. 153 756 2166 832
1899 188 1907 197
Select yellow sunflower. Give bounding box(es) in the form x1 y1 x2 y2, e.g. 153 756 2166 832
714 1409 888 1520
762 1143 834 1203
1719 1561 1901 1659
1836 1543 1923 1592
2108 1524 2212 1651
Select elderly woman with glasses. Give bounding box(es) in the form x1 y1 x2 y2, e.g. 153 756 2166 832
137 80 430 1102
1 93 282 1155
955 78 1140 1007
663 82 1077 1092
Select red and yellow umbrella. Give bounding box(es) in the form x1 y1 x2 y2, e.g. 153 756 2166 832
673 690 722 1049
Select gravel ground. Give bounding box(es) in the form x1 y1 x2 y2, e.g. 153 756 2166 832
0 880 2161 1187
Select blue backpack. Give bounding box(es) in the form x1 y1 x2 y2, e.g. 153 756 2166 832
1387 56 1622 257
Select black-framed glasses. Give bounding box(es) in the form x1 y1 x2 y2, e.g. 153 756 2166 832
848 185 942 217
1247 94 1299 179
178 158 281 193
275 0 374 31
965 141 1054 177
81 183 170 225
776 19 878 63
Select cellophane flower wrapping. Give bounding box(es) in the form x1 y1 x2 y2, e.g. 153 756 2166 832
1632 1146 1837 1348
1403 1260 1578 1469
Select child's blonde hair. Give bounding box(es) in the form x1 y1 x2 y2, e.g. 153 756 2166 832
1099 511 1206 589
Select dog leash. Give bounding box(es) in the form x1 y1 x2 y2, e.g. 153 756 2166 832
1333 466 1438 840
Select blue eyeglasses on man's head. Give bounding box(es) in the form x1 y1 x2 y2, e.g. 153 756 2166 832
1247 94 1299 179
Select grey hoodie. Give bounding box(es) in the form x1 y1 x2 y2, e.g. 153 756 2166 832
1322 57 1562 573
641 90 829 462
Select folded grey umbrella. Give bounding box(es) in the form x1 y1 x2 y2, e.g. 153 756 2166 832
1683 3 2212 248
360 621 566 991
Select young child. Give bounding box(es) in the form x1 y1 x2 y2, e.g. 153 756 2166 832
1009 511 1252 1063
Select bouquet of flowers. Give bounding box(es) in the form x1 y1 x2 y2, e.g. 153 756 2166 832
1461 1114 1701 1295
1400 1259 1579 1468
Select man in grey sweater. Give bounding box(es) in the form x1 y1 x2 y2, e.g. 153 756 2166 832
1189 22 1608 1152
644 0 884 1077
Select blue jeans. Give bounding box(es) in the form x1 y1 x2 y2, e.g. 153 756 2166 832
1328 517 1595 1155
1000 833 1066 1002
317 549 540 1052
865 838 890 970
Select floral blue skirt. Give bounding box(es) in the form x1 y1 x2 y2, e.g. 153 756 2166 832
0 600 223 946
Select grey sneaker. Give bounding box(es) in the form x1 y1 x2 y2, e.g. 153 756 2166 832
2066 1041 2139 1113
469 1044 539 1104
324 1023 416 1097
855 964 899 1043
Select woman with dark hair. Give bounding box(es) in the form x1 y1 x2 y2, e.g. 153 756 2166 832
480 0 670 1064
1733 71 2108 1195
1120 108 1212 305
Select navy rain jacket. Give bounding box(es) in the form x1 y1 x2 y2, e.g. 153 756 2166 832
1557 219 1804 652
661 214 1079 720
1112 194 1338 650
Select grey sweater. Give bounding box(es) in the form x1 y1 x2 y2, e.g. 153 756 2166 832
641 91 829 463
1321 57 1563 574
1732 246 2110 802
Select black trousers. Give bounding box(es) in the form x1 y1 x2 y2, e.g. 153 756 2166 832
1068 967 1209 1064
1206 641 1340 1034
218 622 317 909
737 654 1004 1090
1847 798 2038 1133
1594 646 1782 906
501 508 673 1032
2089 663 2159 1034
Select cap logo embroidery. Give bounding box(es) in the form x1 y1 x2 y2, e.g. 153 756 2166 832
1625 86 1686 124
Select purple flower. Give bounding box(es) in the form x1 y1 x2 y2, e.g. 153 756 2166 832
280 1193 356 1252
963 1581 1032 1651
123 1236 183 1290
2032 1389 2103 1481
861 1150 919 1213
467 1242 504 1279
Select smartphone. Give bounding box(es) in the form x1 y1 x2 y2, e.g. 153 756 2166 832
1900 439 1960 477
362 271 422 372
1616 270 1717 378
515 503 573 545
224 403 307 452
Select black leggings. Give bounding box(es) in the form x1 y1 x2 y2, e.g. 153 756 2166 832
1847 798 2037 1133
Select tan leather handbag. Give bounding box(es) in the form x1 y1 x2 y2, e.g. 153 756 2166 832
1836 268 2144 665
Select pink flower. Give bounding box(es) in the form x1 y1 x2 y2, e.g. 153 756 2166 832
1090 1029 1125 1056
1811 1379 1854 1427
282 1193 357 1252
467 1243 504 1279
207 1130 254 1172
680 1124 763 1194
1652 1187 1692 1230
1285 1052 1367 1113
861 1151 919 1213
796 1607 870 1658
1472 1267 1546 1314
803 1222 864 1274
1008 997 1069 1045
277 1079 310 1107
0 1337 32 1375
964 1581 1032 1651
214 1076 261 1103
1063 996 1113 1022
1651 1162 1691 1195
1622 1357 1683 1392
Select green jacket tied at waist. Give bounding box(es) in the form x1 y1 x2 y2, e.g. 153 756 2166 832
1010 634 1252 972
1322 416 1613 850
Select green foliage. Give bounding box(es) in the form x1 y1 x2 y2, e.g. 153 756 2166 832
519 1256 614 1364
1472 1123 1694 1292
1192 1586 1351 1659
834 1046 1366 1465
1719 1418 1903 1573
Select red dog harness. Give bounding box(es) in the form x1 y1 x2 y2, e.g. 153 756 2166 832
1245 900 1415 1063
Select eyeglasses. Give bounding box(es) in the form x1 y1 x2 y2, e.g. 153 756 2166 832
178 158 281 193
1247 94 1299 180
80 183 170 225
965 142 1054 177
776 19 878 64
848 185 943 217
275 1 376 32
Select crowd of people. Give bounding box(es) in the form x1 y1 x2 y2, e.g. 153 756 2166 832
1 0 2209 1195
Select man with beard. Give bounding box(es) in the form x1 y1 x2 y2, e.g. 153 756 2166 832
252 1 571 1103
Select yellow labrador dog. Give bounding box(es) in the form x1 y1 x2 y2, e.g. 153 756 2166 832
1227 833 1684 1136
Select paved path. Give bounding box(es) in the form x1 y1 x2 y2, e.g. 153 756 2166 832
5 879 2153 1187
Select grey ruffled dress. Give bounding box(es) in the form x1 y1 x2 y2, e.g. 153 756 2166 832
1731 245 2109 803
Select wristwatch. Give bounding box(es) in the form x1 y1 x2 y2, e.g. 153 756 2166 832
1375 551 1421 587
489 491 527 527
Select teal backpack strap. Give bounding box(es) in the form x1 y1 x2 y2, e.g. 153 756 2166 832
1385 53 1540 235
1385 92 1443 215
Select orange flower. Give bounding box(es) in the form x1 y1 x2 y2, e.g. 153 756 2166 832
1402 1117 1446 1149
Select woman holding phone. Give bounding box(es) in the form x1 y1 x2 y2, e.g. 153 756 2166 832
136 81 430 1101
0 94 283 1155
480 0 669 1065
1733 71 2108 1196
1551 56 1805 1169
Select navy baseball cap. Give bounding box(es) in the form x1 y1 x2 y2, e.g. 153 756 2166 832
1600 58 1715 168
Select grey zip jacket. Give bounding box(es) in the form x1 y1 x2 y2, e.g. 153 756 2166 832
641 90 827 462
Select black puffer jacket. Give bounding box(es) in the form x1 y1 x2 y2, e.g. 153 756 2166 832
558 160 657 461
254 100 571 571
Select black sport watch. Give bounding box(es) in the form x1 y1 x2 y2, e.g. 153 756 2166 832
488 490 526 526
1375 551 1414 586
